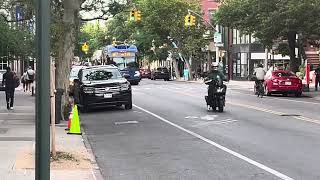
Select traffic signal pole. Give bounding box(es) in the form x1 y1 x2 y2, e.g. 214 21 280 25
35 0 51 179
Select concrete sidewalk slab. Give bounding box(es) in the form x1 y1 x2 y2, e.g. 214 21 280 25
0 90 102 180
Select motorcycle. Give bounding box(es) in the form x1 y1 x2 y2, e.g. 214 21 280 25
205 78 227 112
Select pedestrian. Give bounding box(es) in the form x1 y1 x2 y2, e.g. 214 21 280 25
26 66 35 93
314 65 320 91
2 67 18 110
21 72 27 92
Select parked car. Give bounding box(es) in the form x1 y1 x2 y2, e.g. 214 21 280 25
69 66 85 95
73 65 132 112
0 70 6 91
151 67 170 81
264 70 303 97
140 68 151 79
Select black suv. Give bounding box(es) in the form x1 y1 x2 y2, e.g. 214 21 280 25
151 67 170 81
73 65 132 112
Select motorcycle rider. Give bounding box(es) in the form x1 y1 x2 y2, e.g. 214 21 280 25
253 64 266 93
205 62 227 110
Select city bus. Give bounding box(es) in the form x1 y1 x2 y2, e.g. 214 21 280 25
103 44 141 85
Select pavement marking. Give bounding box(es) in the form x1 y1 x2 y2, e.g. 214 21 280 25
133 104 294 180
213 119 239 125
231 91 320 105
200 115 218 121
165 88 320 126
114 121 139 125
185 116 199 119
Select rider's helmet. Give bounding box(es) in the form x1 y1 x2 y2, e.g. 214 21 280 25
211 62 219 70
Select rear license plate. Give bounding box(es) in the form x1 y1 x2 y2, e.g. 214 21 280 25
285 82 292 85
104 94 112 98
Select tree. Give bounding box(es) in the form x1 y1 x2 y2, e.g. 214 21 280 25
215 0 320 72
105 0 208 79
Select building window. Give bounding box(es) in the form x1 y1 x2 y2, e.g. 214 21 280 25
233 29 237 44
0 60 8 70
208 9 216 22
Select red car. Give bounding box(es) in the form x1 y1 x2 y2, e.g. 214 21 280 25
140 68 151 79
264 70 303 97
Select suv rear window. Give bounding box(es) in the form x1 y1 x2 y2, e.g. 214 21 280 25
273 71 295 77
82 68 122 81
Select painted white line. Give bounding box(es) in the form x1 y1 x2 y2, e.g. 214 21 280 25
214 119 238 125
231 91 320 105
133 104 294 180
114 121 139 125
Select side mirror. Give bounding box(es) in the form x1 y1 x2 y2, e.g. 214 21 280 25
123 74 130 79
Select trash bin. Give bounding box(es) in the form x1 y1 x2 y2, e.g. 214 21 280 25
55 88 64 124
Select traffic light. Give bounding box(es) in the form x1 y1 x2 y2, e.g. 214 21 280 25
191 15 196 26
130 10 136 21
185 15 191 27
135 10 141 22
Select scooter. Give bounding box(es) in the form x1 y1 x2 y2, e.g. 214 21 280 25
205 79 227 112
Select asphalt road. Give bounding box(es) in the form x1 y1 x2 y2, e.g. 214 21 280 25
82 79 320 180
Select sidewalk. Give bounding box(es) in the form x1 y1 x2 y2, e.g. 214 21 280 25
0 90 102 180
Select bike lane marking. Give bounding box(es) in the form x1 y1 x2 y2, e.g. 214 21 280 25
133 104 294 180
164 88 320 125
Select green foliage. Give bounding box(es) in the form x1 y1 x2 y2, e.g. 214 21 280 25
75 22 108 58
215 0 320 47
0 17 34 60
104 0 208 62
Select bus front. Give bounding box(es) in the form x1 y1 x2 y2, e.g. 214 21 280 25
109 45 141 85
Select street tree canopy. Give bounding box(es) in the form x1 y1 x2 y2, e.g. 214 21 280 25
215 0 320 72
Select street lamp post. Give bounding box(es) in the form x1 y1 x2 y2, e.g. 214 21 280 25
35 0 51 179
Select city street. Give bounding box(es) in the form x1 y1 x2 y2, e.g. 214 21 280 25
81 79 320 180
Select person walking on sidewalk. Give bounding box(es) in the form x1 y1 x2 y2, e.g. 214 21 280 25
315 65 320 91
21 72 27 92
2 67 16 110
26 66 35 93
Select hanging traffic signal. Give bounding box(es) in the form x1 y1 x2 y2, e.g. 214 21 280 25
191 15 196 26
135 10 141 22
130 10 136 21
185 15 191 27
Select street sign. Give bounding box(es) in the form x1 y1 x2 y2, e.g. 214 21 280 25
81 42 89 54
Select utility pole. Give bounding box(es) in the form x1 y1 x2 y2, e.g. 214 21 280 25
35 0 51 179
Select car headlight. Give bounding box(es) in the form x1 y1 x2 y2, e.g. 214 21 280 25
134 71 141 77
120 83 130 91
83 87 94 94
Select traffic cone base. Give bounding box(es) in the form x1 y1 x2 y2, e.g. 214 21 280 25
67 105 82 135
65 111 73 131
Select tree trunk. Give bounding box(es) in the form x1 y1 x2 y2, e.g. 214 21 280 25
56 25 75 109
288 31 300 72
172 58 181 79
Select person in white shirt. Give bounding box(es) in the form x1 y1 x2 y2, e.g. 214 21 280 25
253 64 266 93
26 66 35 93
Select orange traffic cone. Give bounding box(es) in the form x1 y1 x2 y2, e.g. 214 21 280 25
68 105 82 135
65 110 73 131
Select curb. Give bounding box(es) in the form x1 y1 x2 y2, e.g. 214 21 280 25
81 127 105 180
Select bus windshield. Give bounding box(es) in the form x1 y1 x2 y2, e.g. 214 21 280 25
113 57 137 70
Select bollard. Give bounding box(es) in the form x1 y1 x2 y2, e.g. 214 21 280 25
55 88 64 124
